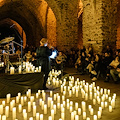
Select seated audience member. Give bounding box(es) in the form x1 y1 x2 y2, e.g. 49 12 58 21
79 51 86 74
25 51 32 62
55 51 66 70
110 63 120 84
75 55 81 72
90 54 102 81
101 52 113 77
104 56 120 82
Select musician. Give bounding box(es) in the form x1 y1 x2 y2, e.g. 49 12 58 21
36 38 52 90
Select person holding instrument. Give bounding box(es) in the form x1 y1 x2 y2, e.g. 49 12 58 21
36 38 52 90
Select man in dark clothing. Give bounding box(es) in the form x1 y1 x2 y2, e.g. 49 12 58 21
36 38 52 89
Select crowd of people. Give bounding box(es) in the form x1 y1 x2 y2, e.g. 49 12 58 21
15 42 120 84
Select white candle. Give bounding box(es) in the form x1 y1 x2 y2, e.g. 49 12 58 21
16 96 19 103
33 106 36 117
69 90 72 97
101 102 104 109
19 66 22 73
86 117 90 120
76 90 78 97
90 108 94 115
70 106 73 113
93 99 96 105
23 113 27 120
12 107 16 120
10 67 14 74
57 96 60 103
108 89 110 95
2 101 5 107
0 105 3 115
83 112 86 119
89 92 92 100
51 109 54 120
99 107 102 114
6 94 11 103
93 115 97 120
36 93 39 98
75 115 79 120
29 117 33 120
50 91 53 97
105 102 108 108
71 112 74 120
53 105 56 114
57 103 60 109
44 104 47 114
40 114 43 120
28 102 31 112
98 111 101 119
5 106 9 117
18 104 22 113
109 105 112 112
82 101 86 112
61 113 64 120
75 102 78 110
54 94 57 101
42 101 45 110
78 108 81 115
88 105 92 111
36 113 39 120
48 116 52 120
2 115 6 120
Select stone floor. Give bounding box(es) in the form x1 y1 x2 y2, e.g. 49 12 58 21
0 67 120 120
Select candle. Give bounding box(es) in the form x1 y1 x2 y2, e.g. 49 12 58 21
10 67 14 74
109 105 112 112
16 96 19 103
54 94 57 101
75 102 78 110
28 102 31 112
93 99 96 105
40 114 43 120
90 108 94 115
6 94 11 103
36 113 39 120
61 113 64 120
86 117 90 120
70 106 73 113
101 102 104 109
82 101 86 112
98 111 101 119
21 97 24 106
67 103 70 109
57 96 60 103
44 104 47 114
0 105 3 115
108 89 110 95
29 117 33 120
2 101 5 107
83 112 86 119
93 115 97 120
19 66 22 73
18 104 22 113
71 112 74 120
2 115 6 120
42 101 45 110
23 113 27 120
57 103 60 109
12 107 16 120
50 91 53 97
62 96 65 101
76 90 78 97
75 115 79 120
69 90 72 97
89 92 92 100
48 116 52 120
33 106 36 117
5 106 9 117
88 105 92 111
78 108 81 115
36 93 39 98
99 107 102 114
105 102 108 108
51 109 54 120
53 105 56 114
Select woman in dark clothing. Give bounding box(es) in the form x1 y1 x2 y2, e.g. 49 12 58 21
36 38 52 90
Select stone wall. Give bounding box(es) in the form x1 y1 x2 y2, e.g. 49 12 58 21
82 0 117 53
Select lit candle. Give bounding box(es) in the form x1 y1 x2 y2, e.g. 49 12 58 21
33 106 36 117
88 105 92 111
54 94 57 101
75 115 79 120
53 105 56 114
51 109 54 120
23 113 27 120
42 101 45 110
78 108 81 115
61 113 65 120
70 106 73 113
50 91 53 97
98 111 101 119
12 107 16 120
36 113 39 120
6 94 11 103
48 116 52 120
28 102 31 112
105 102 108 108
36 93 39 98
89 92 92 100
90 108 94 115
76 90 78 97
75 102 78 110
83 112 86 119
99 107 102 114
108 89 110 95
44 104 47 114
21 97 24 106
93 115 97 120
18 104 22 113
29 117 33 120
82 101 86 112
16 96 19 103
109 105 112 112
10 67 15 74
57 103 60 109
5 106 9 117
57 96 60 103
101 102 104 109
2 101 5 107
93 99 96 105
2 115 6 120
71 112 74 120
69 90 72 97
40 114 43 120
0 105 3 115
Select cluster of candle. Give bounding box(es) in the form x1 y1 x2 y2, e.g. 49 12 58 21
0 62 4 67
10 62 41 74
0 69 117 120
